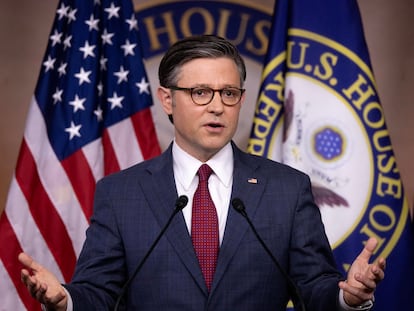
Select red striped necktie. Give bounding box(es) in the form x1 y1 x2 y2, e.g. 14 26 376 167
191 164 219 291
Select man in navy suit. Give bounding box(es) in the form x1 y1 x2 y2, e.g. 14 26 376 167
19 35 385 311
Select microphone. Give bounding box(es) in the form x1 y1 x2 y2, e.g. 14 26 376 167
114 195 189 311
231 198 306 311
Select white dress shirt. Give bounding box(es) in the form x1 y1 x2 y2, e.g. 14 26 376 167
172 141 233 245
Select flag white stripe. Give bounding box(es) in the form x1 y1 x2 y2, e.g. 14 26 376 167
108 117 144 170
5 178 65 281
0 259 26 311
24 98 89 256
82 138 104 183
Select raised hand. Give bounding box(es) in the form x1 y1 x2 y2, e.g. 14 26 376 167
18 252 68 311
338 237 386 307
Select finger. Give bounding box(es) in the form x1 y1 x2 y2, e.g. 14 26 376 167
354 262 385 289
357 237 378 262
34 284 48 303
45 289 66 306
18 252 41 271
21 269 40 289
354 273 377 291
371 263 385 282
378 258 386 270
21 269 31 283
339 281 374 302
26 278 43 299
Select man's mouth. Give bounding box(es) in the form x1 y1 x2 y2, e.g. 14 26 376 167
208 123 223 128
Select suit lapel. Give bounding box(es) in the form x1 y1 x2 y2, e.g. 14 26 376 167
210 145 267 294
140 145 208 294
141 144 269 296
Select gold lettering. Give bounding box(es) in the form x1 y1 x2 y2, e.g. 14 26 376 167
245 20 271 56
377 154 398 174
376 174 402 198
247 137 266 155
142 12 178 50
342 74 375 110
287 42 309 69
250 115 273 139
363 102 384 129
313 52 338 80
247 70 284 155
258 93 282 121
264 71 285 102
372 130 392 152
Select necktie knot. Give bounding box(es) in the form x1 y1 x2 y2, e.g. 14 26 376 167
198 164 213 182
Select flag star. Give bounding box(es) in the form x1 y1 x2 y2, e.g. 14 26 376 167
94 106 104 121
121 39 136 56
94 0 101 4
126 14 138 31
105 2 120 19
100 56 108 70
43 55 56 72
63 35 72 50
67 8 77 23
65 121 82 140
79 41 96 59
97 81 104 96
74 67 92 85
69 95 86 112
50 30 62 46
85 14 99 31
101 29 114 45
58 62 67 76
136 77 150 94
114 65 129 84
108 92 124 109
52 88 63 104
56 3 69 19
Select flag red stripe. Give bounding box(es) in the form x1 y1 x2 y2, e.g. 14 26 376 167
0 215 41 310
131 109 161 159
61 149 96 221
16 141 76 282
102 129 121 176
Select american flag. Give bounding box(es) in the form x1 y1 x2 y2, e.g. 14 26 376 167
0 0 161 309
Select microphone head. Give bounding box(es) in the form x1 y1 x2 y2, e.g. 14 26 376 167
231 198 245 214
176 195 189 210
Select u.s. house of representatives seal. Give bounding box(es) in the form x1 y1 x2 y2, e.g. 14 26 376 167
249 28 409 273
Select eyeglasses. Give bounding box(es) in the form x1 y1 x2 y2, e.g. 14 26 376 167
168 86 245 106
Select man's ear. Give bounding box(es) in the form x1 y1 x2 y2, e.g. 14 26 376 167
157 86 173 115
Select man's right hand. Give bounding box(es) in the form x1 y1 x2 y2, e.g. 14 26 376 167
18 252 68 311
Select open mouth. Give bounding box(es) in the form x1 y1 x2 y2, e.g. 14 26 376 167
208 123 223 128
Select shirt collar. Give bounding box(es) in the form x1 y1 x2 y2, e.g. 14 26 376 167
172 141 234 190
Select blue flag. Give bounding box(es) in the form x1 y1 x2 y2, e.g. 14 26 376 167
248 0 414 310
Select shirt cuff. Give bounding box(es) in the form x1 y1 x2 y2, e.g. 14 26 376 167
339 288 374 311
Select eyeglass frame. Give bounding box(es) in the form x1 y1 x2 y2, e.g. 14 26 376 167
167 85 245 106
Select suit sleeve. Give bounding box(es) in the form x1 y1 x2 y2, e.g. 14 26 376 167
289 174 343 311
64 177 126 310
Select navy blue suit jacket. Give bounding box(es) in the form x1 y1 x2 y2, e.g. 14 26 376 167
65 142 343 310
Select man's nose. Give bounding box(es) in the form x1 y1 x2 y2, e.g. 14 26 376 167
207 91 225 112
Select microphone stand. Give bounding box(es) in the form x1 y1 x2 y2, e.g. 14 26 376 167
232 198 306 311
113 195 188 311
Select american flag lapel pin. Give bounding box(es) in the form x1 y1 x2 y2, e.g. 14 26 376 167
247 178 258 184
